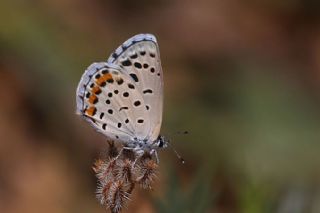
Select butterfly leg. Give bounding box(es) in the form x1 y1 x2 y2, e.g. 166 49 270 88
132 148 145 166
150 149 159 164
133 158 139 167
115 146 133 160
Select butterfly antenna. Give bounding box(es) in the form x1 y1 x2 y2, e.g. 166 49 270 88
176 130 189 135
167 140 185 164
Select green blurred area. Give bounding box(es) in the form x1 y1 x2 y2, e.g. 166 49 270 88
1 0 320 212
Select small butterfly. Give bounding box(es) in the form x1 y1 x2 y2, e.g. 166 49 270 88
76 34 167 162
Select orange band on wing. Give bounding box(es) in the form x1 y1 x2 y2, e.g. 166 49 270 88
96 77 105 85
96 73 113 85
88 94 98 104
103 73 113 81
86 106 97 116
92 86 102 95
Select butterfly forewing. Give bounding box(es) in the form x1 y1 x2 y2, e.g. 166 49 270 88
107 34 163 142
76 62 152 143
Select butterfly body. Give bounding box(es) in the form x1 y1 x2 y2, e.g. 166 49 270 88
124 135 167 158
76 34 167 160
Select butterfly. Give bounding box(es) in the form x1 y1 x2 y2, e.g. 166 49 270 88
76 34 167 162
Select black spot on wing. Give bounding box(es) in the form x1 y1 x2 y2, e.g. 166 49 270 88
129 73 139 82
130 53 138 59
107 78 114 83
119 106 128 111
134 62 142 69
123 92 129 97
122 60 132 66
116 78 124 85
128 83 135 89
102 69 109 74
112 52 118 59
122 45 128 52
134 100 141 107
143 89 153 94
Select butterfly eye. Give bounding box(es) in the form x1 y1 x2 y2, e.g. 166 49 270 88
158 140 164 148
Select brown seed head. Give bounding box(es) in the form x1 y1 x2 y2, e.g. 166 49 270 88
136 158 158 189
115 158 134 183
107 180 132 213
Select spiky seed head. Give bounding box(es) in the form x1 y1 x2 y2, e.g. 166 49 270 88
136 158 158 189
107 180 132 213
115 158 134 184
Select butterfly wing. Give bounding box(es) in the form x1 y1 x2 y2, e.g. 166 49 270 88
107 34 163 142
76 62 152 143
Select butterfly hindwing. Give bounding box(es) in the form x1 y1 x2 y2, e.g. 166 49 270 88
107 34 163 142
76 62 152 143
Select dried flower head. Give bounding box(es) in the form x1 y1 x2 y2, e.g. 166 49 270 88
136 156 158 189
107 180 131 213
93 142 160 213
115 158 134 183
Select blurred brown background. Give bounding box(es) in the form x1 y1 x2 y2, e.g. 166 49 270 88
1 0 320 212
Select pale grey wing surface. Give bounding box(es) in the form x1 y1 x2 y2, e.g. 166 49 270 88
76 62 151 143
107 34 163 142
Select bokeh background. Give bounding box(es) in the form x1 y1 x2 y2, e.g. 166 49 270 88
1 0 320 212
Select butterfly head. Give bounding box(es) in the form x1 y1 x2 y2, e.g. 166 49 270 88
155 135 168 149
156 135 185 164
